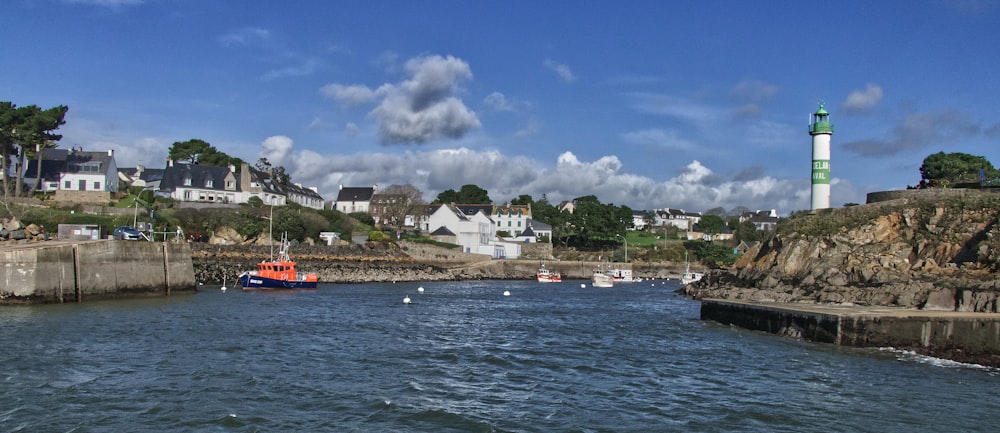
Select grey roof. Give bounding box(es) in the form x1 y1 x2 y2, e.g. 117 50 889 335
519 225 536 237
430 226 456 236
337 186 375 202
159 164 233 192
286 183 324 201
24 148 112 181
527 219 551 231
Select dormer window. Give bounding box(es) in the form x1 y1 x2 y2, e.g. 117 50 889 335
205 179 213 188
183 177 192 186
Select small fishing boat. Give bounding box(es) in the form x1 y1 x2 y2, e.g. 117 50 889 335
591 268 614 288
239 233 318 290
537 264 562 283
681 250 703 285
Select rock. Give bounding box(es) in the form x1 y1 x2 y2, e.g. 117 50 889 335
690 193 1000 312
922 288 957 311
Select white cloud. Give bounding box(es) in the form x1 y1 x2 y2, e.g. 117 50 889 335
260 135 294 165
730 79 778 103
620 128 696 151
320 83 390 106
262 58 320 81
484 92 515 112
842 83 884 113
514 119 540 139
255 139 813 213
544 59 575 83
218 27 271 47
64 0 143 7
320 54 481 144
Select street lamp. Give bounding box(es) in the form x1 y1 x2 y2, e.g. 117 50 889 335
616 234 628 263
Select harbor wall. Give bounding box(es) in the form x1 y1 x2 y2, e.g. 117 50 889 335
1 241 196 304
701 299 1000 367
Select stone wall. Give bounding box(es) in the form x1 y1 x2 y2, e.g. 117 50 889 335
53 190 112 204
0 240 196 304
702 299 1000 367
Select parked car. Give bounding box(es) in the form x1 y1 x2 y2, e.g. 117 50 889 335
113 226 143 241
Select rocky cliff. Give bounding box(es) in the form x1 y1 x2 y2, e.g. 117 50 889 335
684 191 1000 313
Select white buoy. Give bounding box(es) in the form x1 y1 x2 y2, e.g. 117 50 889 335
418 286 424 293
221 275 228 292
403 295 411 304
503 290 510 296
581 283 586 288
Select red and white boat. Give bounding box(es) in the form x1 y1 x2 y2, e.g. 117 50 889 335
537 264 562 283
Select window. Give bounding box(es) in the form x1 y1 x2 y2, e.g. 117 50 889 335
64 180 71 189
205 179 213 188
93 181 101 190
183 177 192 186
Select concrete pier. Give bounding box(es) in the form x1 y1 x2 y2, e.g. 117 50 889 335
701 299 1000 367
1 240 196 304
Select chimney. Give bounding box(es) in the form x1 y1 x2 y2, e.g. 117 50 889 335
108 149 113 157
168 158 173 167
228 164 235 173
339 184 343 190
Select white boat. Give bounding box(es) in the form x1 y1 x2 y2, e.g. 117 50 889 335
537 264 562 283
591 268 614 288
607 268 635 283
681 251 703 285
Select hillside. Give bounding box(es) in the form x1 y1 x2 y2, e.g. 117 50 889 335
684 190 1000 313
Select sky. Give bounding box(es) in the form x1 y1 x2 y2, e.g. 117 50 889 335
4 0 1000 215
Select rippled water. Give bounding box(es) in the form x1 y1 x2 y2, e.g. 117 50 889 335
2 279 998 432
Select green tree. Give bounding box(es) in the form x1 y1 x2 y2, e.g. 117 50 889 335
568 195 629 247
0 102 24 197
510 194 533 206
198 151 243 170
434 184 491 204
254 157 290 191
919 152 996 188
13 104 68 196
685 240 737 268
698 214 726 234
168 139 213 164
733 219 762 243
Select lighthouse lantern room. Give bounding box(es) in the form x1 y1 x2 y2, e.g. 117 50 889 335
808 104 834 211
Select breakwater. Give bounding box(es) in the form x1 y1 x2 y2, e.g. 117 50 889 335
701 299 1000 367
0 240 196 304
190 241 686 284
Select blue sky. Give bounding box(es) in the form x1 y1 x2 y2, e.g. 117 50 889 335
5 0 1000 215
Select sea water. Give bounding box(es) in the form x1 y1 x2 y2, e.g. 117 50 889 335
2 279 998 432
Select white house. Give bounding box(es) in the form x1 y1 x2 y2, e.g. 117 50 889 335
286 183 325 210
22 147 119 194
493 204 531 236
740 209 780 232
335 184 377 213
652 208 701 230
423 204 519 258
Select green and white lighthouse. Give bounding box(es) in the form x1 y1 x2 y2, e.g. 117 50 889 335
808 104 833 210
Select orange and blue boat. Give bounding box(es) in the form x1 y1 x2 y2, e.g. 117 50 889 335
239 233 318 290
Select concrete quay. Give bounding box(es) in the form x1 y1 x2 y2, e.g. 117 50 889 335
1 240 196 304
701 299 1000 367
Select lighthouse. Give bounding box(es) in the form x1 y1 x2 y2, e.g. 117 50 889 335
808 104 834 210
